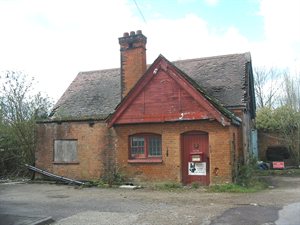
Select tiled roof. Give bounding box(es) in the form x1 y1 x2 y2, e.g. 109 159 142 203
173 53 250 108
49 68 120 121
48 52 251 121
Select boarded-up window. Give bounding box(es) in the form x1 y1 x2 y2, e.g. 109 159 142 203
54 140 78 163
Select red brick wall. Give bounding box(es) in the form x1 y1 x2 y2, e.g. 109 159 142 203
114 120 238 184
35 121 115 180
258 131 286 161
121 47 146 98
36 119 240 184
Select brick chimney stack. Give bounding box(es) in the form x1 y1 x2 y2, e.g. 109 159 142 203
119 30 147 98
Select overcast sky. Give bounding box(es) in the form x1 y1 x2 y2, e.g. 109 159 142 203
0 0 299 101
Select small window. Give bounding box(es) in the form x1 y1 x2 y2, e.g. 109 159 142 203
130 134 162 159
54 140 78 163
149 136 161 156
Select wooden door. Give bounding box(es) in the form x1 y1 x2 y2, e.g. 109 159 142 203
182 132 209 185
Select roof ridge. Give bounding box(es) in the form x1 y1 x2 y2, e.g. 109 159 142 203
172 52 250 64
79 67 119 74
77 52 251 75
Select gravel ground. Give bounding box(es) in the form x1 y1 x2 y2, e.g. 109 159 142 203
0 176 300 225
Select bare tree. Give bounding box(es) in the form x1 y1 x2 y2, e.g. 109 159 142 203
254 67 283 108
282 72 300 111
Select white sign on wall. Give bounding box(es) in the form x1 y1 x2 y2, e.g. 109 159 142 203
188 162 206 176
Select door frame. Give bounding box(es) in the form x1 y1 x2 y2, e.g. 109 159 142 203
181 131 210 185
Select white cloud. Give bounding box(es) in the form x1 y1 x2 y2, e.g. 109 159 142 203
142 14 250 64
0 0 142 100
259 0 300 43
204 0 219 6
0 0 299 101
255 0 300 71
0 1 251 100
177 0 197 4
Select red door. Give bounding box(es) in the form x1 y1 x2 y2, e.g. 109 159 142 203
182 132 209 185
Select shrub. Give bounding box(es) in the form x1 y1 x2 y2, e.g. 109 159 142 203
236 157 258 187
101 168 126 187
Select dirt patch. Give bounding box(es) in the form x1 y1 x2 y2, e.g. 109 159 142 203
264 175 300 189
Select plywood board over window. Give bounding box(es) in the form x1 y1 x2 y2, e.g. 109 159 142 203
54 140 78 163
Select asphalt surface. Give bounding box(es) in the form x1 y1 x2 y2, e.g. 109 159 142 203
1 176 300 225
0 214 53 225
211 205 279 225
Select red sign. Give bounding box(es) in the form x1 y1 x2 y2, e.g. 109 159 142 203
272 161 285 169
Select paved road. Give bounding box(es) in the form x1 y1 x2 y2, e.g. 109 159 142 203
1 176 300 225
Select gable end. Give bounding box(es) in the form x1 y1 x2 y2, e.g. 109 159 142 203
108 55 241 127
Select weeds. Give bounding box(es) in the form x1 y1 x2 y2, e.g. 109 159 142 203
84 169 126 188
85 179 109 188
210 157 268 193
154 182 182 191
208 179 268 193
101 168 126 187
256 168 300 176
236 157 258 187
191 182 201 189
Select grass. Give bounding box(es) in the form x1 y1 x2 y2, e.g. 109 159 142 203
153 182 183 191
84 179 111 188
152 179 268 193
208 167 300 193
209 179 267 193
71 167 300 192
255 168 300 176
191 182 201 189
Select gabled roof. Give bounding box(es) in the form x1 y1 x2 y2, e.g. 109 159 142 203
173 53 251 108
48 52 252 122
108 55 241 127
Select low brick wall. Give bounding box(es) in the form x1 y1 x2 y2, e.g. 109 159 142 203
258 131 285 161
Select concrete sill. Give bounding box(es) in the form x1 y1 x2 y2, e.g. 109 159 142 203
52 161 80 165
128 158 163 164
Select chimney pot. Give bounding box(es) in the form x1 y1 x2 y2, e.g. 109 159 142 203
130 31 135 36
136 30 142 35
123 32 129 37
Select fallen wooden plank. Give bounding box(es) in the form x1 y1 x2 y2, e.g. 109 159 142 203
25 164 85 186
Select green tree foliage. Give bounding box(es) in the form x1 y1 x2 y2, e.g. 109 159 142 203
256 106 299 132
256 72 300 164
256 107 279 131
0 71 52 176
